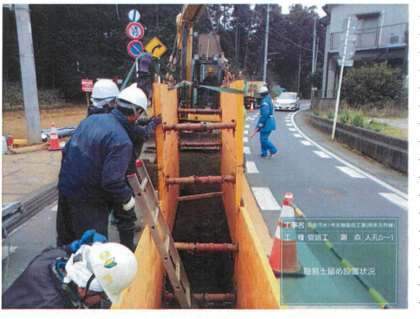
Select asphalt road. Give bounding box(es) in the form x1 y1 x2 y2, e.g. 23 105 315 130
244 101 407 308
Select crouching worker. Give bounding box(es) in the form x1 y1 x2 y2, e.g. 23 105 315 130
2 230 138 309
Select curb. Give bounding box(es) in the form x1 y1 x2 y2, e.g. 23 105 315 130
305 113 407 174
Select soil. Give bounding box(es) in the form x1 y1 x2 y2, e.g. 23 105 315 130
2 105 87 138
164 151 235 309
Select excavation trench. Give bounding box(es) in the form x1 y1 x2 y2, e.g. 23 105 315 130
163 150 235 309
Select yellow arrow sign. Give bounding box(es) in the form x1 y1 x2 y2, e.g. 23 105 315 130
145 36 167 58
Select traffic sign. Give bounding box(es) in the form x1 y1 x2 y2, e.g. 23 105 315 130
128 9 141 22
127 40 144 59
125 22 145 40
81 79 93 92
145 36 167 58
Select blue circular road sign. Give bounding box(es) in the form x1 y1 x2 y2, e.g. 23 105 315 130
127 40 144 59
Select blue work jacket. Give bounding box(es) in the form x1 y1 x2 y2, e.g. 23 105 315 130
257 95 276 133
58 109 134 205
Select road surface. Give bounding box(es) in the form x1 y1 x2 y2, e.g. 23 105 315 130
244 101 407 308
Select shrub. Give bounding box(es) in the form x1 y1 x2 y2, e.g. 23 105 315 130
327 112 334 120
352 114 365 128
342 63 403 109
339 110 351 124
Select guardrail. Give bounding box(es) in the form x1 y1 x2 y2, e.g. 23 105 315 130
306 113 407 174
2 182 58 236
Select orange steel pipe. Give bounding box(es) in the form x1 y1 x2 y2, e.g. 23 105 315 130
180 141 221 148
177 191 223 202
164 292 236 302
174 242 238 252
166 175 235 185
178 108 222 115
163 122 235 131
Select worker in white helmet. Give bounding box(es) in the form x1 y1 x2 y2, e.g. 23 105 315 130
255 85 277 158
57 84 161 251
3 231 137 309
88 79 120 116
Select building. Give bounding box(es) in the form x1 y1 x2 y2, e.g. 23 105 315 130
321 4 408 98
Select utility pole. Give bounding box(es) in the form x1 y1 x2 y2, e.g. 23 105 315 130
15 4 41 144
262 4 270 83
311 17 317 103
297 50 302 94
331 17 352 141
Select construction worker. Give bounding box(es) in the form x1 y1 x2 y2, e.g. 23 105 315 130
2 231 137 309
256 85 277 158
56 84 161 251
87 79 120 116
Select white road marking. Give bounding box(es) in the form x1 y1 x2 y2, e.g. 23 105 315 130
286 123 293 127
244 146 251 154
379 193 408 210
301 140 312 146
252 187 281 210
243 137 249 143
291 112 407 200
244 130 249 135
246 161 259 174
2 246 18 260
245 124 250 129
288 128 297 132
293 133 302 138
313 150 331 159
51 205 58 212
336 166 366 179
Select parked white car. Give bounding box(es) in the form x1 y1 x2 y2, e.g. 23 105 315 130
274 92 300 111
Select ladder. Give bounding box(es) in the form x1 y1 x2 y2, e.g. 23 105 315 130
127 160 195 309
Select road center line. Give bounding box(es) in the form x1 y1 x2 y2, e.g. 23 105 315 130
246 161 259 174
251 187 281 210
291 112 407 200
336 166 366 178
244 146 251 155
243 137 249 143
379 193 407 210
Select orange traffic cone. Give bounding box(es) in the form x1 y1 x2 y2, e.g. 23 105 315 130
269 192 304 277
48 123 61 151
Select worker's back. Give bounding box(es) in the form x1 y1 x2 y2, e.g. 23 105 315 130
58 109 133 204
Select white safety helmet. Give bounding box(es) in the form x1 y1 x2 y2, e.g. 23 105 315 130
258 85 269 95
91 79 120 108
64 242 138 305
117 83 148 115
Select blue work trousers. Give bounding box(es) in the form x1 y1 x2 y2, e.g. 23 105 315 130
259 131 277 157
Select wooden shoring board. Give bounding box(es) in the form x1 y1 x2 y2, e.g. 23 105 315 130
220 80 244 240
114 83 180 309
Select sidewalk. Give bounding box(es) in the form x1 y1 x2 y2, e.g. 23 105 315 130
2 150 61 204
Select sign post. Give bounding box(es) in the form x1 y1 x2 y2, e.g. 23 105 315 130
331 17 356 140
81 79 93 107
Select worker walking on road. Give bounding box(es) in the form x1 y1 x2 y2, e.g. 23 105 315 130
256 85 277 158
2 230 137 309
56 84 161 251
87 79 120 116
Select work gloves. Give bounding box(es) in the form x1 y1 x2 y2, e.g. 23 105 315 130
149 115 162 129
123 196 136 211
67 229 108 253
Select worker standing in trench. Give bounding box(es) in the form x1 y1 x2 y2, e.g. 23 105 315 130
56 84 161 251
2 230 138 309
254 85 278 158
